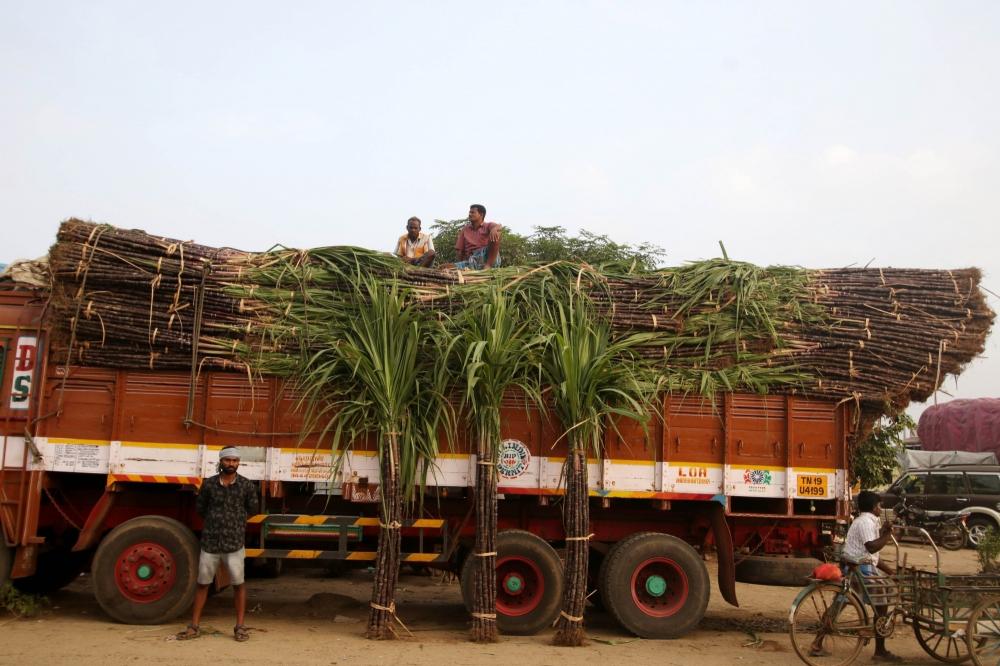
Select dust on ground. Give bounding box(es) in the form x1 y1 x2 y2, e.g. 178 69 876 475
0 542 982 665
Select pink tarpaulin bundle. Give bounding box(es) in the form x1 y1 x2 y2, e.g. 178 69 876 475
918 398 1000 455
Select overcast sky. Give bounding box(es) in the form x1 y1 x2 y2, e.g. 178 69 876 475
2 1 997 423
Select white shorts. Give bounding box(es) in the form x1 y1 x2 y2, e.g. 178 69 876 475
197 548 246 586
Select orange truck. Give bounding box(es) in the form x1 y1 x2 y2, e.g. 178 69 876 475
1 276 851 638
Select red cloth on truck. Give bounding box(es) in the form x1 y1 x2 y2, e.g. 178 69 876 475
918 398 1000 454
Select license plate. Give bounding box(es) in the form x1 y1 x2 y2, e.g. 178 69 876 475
797 474 828 497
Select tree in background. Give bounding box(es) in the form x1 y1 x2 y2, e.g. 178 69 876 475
852 412 916 489
430 220 664 270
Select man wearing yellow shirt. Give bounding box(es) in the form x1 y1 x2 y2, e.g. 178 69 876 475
394 217 436 267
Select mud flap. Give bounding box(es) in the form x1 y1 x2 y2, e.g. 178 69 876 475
708 502 739 607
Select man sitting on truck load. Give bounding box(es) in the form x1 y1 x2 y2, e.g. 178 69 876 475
453 204 502 269
811 490 900 662
394 216 436 267
177 447 259 642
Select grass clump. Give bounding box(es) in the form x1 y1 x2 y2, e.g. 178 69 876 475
0 583 48 618
978 529 1000 573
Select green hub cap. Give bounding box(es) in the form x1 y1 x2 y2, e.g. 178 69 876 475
504 574 524 594
136 564 154 580
645 574 667 597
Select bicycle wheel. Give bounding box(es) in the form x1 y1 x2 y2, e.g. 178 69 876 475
790 583 868 666
914 609 973 664
967 596 1000 666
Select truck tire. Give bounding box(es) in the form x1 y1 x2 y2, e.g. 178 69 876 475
460 529 563 635
0 538 12 587
92 516 199 624
598 532 709 639
967 517 997 548
735 554 822 587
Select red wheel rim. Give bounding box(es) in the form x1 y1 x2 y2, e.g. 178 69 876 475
496 555 544 617
113 541 177 604
629 556 688 617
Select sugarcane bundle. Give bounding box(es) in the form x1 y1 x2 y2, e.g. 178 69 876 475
44 219 994 413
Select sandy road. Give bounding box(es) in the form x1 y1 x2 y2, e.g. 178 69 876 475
1 543 980 666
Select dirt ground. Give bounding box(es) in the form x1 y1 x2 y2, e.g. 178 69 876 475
0 542 982 666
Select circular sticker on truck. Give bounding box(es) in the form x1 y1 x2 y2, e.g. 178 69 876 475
497 439 531 480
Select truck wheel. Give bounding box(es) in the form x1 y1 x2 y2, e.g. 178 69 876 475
967 517 997 548
460 529 563 635
598 532 709 639
735 554 822 587
92 516 199 624
0 539 12 587
13 549 88 594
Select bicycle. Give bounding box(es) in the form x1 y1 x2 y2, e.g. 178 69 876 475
788 558 902 665
790 528 1000 666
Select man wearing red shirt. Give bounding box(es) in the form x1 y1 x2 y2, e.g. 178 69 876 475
454 204 502 269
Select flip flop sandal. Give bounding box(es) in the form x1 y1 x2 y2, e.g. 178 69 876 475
234 624 250 642
176 624 201 640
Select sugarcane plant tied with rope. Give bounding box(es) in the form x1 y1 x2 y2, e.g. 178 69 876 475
449 281 545 642
534 287 666 647
244 267 455 640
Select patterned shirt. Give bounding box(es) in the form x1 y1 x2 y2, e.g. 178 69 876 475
842 511 881 566
196 474 259 554
395 232 435 260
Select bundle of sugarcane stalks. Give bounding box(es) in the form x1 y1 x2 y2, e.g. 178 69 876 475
45 219 993 413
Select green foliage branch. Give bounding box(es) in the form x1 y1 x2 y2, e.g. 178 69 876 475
851 411 915 488
429 219 665 270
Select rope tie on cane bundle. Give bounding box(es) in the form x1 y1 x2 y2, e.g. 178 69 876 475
369 601 414 637
559 611 584 623
565 533 594 542
472 612 497 620
378 520 403 529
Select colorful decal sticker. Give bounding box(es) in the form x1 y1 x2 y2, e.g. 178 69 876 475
743 468 773 486
9 336 37 410
497 439 531 480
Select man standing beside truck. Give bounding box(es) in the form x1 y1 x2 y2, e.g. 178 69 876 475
177 447 259 642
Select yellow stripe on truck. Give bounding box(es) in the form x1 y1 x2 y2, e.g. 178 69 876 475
404 553 439 562
293 515 328 525
347 552 377 561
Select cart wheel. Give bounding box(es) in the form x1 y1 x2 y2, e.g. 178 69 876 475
966 596 1000 666
914 611 973 664
789 582 867 666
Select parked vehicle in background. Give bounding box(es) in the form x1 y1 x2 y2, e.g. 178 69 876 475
891 496 967 550
880 465 1000 547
